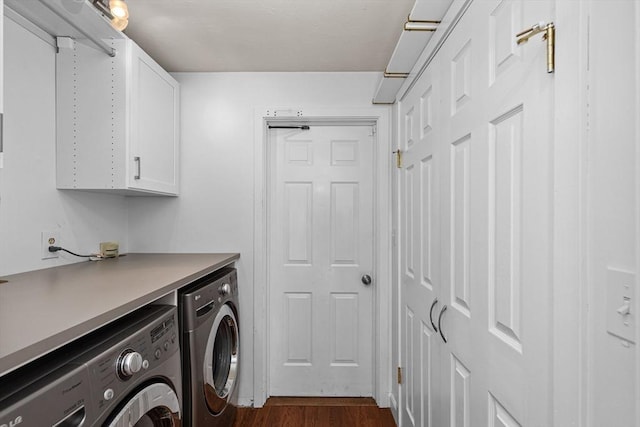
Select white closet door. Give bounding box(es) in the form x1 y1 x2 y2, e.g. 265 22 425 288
399 63 443 427
437 0 555 425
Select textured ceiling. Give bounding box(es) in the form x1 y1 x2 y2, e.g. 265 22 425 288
123 0 418 72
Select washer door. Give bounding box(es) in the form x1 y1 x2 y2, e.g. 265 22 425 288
106 382 180 427
203 303 239 414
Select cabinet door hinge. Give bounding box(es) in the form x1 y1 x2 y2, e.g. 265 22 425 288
397 366 403 384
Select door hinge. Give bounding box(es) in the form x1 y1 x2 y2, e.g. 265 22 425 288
397 367 403 384
393 150 402 169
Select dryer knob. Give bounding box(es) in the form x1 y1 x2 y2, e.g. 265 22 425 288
219 283 231 296
119 351 143 378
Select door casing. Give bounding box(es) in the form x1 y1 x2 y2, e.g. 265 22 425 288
252 107 392 407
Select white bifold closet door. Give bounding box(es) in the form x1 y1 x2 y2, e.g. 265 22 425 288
399 0 555 425
399 60 444 427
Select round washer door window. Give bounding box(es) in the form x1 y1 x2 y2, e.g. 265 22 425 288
106 382 181 427
203 303 239 414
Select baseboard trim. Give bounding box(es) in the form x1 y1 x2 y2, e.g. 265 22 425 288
265 397 378 407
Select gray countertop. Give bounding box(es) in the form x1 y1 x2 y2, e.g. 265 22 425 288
0 253 239 377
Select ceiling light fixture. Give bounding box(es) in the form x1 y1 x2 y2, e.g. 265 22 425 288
109 0 128 19
109 0 129 31
93 0 129 31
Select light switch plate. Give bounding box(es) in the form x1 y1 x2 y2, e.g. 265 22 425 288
606 268 636 343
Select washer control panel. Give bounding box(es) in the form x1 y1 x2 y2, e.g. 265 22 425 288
0 306 179 427
150 314 178 366
83 306 179 412
117 349 143 379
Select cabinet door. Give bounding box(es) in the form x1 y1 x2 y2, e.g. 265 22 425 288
129 43 179 195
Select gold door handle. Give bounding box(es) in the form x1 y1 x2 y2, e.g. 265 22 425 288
516 21 555 73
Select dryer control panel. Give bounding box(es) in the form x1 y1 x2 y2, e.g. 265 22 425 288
181 268 238 332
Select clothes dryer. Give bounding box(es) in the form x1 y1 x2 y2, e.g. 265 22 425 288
180 267 240 427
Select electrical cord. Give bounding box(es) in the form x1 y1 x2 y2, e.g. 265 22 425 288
48 246 95 258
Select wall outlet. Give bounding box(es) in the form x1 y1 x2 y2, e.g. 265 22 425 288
41 230 60 259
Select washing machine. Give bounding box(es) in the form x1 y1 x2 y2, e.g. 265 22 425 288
180 267 240 427
0 304 182 426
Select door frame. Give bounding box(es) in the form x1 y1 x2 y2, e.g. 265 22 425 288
253 106 392 407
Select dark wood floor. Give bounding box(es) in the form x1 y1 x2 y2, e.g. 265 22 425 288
233 397 397 427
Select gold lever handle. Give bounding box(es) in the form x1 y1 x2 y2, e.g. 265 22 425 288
516 21 555 73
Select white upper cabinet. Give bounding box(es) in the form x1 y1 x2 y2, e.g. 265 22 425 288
56 38 180 196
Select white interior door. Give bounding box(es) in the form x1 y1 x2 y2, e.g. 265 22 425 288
399 62 443 427
268 124 374 396
438 0 555 425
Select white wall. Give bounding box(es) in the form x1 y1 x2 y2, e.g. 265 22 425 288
586 2 639 425
0 17 383 403
0 17 129 276
127 72 383 404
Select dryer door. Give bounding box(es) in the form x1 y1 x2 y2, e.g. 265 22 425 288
106 382 181 426
204 303 239 414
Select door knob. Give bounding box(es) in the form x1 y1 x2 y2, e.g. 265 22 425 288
361 275 372 285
